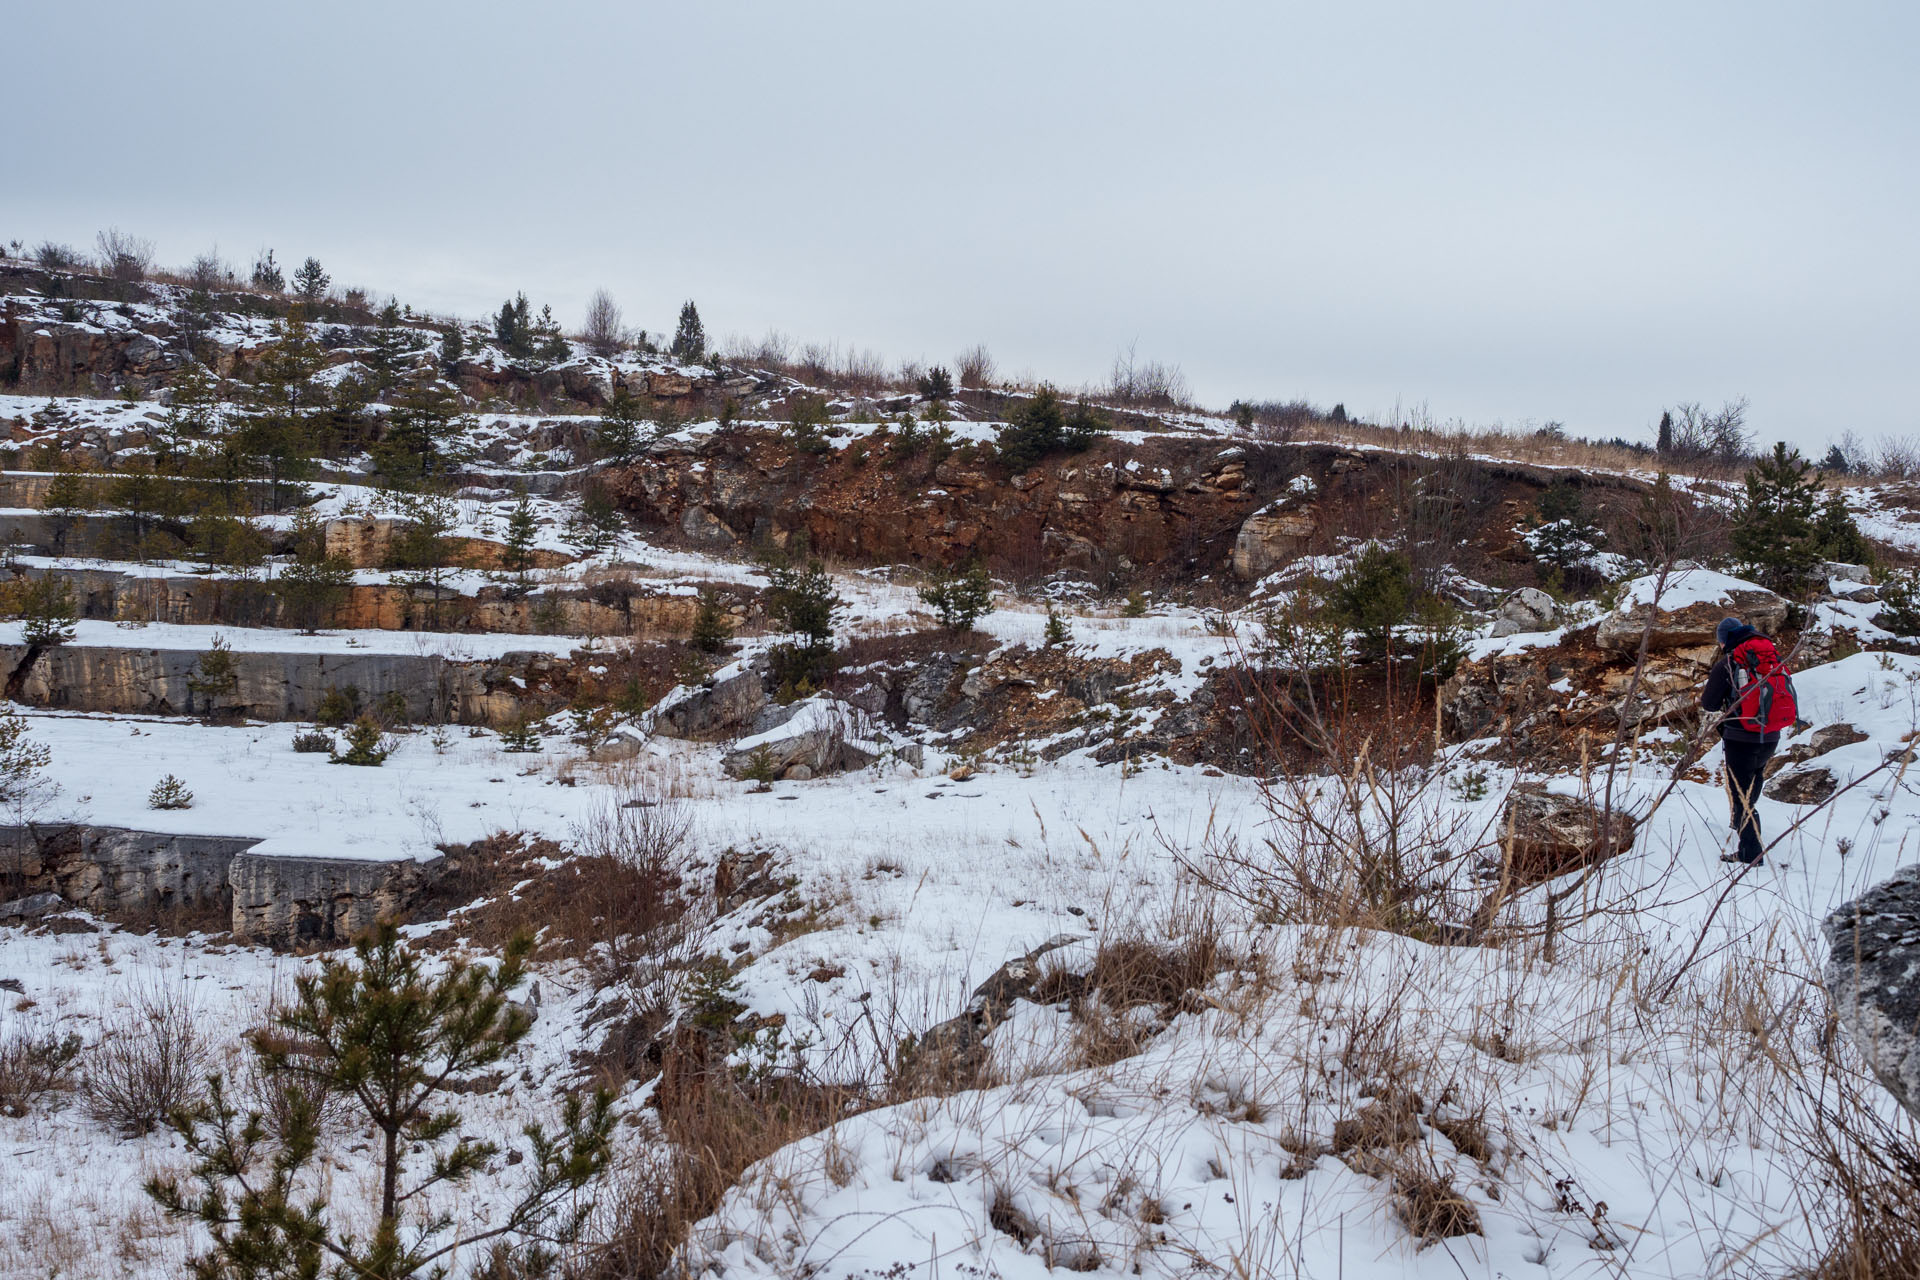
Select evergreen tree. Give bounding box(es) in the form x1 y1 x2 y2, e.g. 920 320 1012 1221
670 300 706 362
1329 544 1417 662
495 294 534 358
291 257 330 305
1656 410 1674 455
147 925 613 1280
532 304 570 361
174 283 218 359
595 387 649 462
330 714 392 765
17 577 77 646
159 362 224 470
690 588 733 653
1730 442 1823 597
918 561 994 632
41 471 91 553
1527 482 1602 574
439 323 465 368
185 634 241 718
1810 491 1873 567
278 555 355 633
234 314 326 508
250 249 284 293
375 384 469 487
499 715 541 753
917 365 954 402
499 496 538 595
1044 605 1072 647
1819 444 1850 474
566 485 623 557
996 386 1106 472
766 555 842 647
364 301 418 392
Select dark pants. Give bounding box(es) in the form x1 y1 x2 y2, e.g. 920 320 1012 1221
1723 737 1777 864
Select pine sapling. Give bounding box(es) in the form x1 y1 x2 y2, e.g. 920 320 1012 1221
147 775 194 810
146 925 614 1280
329 715 391 766
690 588 733 654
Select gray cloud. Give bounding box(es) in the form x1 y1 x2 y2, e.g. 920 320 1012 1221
9 1 1915 450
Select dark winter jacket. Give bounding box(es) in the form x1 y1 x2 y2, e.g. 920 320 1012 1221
1700 624 1781 744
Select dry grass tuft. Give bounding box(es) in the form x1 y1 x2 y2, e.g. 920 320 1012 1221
1389 1154 1483 1247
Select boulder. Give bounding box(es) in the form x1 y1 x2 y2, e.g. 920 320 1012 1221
652 659 768 740
228 852 445 948
1766 723 1868 777
896 934 1081 1082
1229 500 1317 580
1499 786 1636 880
1824 865 1920 1121
721 699 881 779
1496 587 1558 633
1763 765 1838 805
1824 561 1872 585
0 891 64 921
1595 573 1789 653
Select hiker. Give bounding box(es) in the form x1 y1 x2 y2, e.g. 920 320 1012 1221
1699 615 1796 866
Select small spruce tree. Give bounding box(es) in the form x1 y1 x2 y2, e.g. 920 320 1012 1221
690 588 733 654
250 249 284 293
670 300 706 362
919 562 994 632
147 775 194 810
1730 442 1823 597
291 256 330 304
1810 491 1873 567
186 635 241 719
278 554 355 633
17 577 77 646
330 714 392 766
1044 605 1072 647
499 715 541 753
1329 544 1417 662
499 496 538 594
1656 410 1674 455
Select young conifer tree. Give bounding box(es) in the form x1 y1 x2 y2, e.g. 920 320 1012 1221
147 925 613 1280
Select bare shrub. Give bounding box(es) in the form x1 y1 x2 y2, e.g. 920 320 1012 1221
1661 398 1751 466
94 228 155 282
1106 343 1190 409
184 250 227 291
956 342 995 388
1238 398 1319 442
81 986 209 1135
1870 435 1920 481
581 288 625 357
32 241 86 272
0 1025 81 1116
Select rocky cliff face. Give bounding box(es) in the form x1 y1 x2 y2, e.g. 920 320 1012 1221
606 431 1633 592
0 642 576 725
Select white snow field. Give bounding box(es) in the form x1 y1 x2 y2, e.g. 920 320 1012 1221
0 573 1912 1277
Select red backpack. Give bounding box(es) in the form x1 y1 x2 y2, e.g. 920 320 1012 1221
1727 636 1797 735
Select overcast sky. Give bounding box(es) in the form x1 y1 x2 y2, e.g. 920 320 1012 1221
10 2 1916 450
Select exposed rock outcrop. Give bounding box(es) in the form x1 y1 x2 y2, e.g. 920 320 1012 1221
1594 575 1788 653
1491 587 1557 637
0 642 572 725
1764 764 1838 805
0 823 255 916
229 851 446 947
1498 786 1636 880
1824 865 1920 1121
